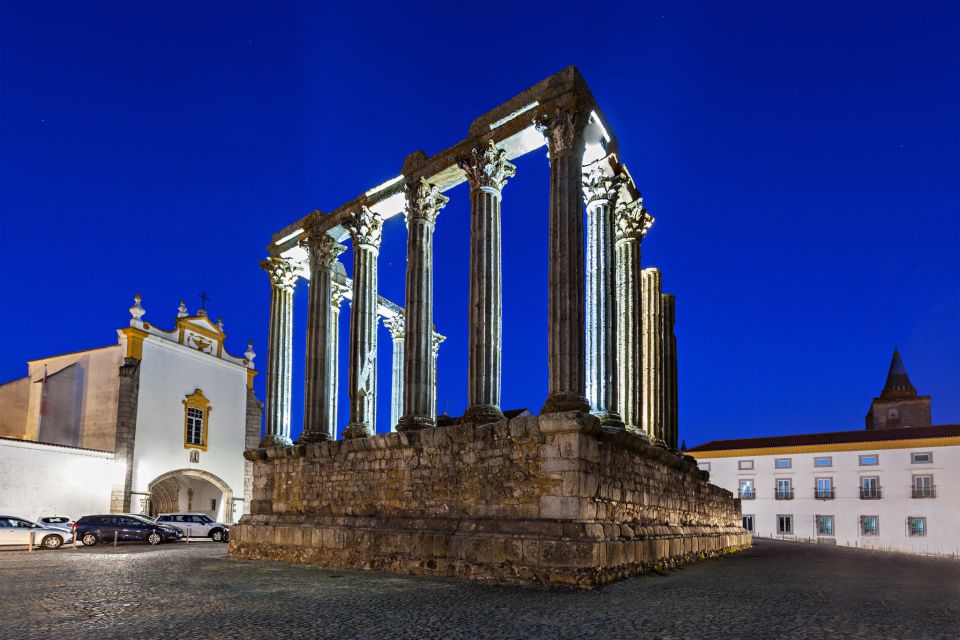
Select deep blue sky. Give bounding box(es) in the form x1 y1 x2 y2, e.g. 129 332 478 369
2 1 958 447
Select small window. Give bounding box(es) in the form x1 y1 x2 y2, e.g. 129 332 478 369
187 408 204 445
816 515 834 536
911 452 932 464
887 408 900 420
738 460 754 470
739 479 755 499
742 515 755 532
182 389 212 451
912 475 935 498
210 499 217 511
777 514 793 534
774 458 792 469
908 517 927 537
698 462 711 472
814 456 832 468
859 454 879 466
861 516 879 536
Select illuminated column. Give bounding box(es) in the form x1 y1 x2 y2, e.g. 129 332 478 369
343 206 383 439
398 178 448 431
457 140 516 424
583 165 625 428
384 314 405 430
259 256 298 447
662 293 678 449
615 199 653 435
329 282 350 439
299 231 346 443
642 267 665 445
431 331 446 420
536 106 590 414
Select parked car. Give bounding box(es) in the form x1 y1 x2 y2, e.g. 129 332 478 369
155 513 230 542
0 515 74 549
72 514 183 546
38 516 74 529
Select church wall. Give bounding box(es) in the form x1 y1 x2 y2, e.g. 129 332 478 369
0 438 120 522
0 377 30 439
868 397 932 430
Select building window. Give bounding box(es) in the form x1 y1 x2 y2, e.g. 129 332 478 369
774 458 791 469
738 460 754 470
860 516 879 536
908 517 927 537
742 515 754 532
860 476 881 499
210 499 217 511
777 514 793 535
911 452 932 464
912 475 935 498
859 454 879 466
739 479 755 500
775 478 793 500
815 478 835 500
182 388 212 451
816 515 834 536
814 456 832 468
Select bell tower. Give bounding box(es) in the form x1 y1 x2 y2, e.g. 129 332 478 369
865 349 931 430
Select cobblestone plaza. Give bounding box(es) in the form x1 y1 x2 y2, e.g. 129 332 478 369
1 540 956 639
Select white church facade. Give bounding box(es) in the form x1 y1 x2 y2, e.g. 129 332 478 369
0 296 261 523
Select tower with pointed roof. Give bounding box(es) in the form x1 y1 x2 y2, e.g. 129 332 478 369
865 349 932 430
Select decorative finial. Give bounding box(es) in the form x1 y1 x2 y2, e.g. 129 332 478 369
177 300 188 318
244 341 256 362
130 294 145 322
217 316 224 331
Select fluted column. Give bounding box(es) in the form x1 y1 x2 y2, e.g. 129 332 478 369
457 140 516 424
431 331 446 420
384 315 405 431
662 293 678 450
642 267 665 445
329 282 349 439
615 199 654 435
536 106 590 414
398 178 448 432
259 256 298 447
583 166 625 428
343 206 383 439
299 232 346 443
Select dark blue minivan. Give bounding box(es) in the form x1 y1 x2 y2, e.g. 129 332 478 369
73 514 184 546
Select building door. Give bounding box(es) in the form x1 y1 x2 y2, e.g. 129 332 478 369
742 515 754 532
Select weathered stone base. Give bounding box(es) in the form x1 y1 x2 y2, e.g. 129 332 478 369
232 412 749 589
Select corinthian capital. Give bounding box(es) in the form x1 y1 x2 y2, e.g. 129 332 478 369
260 256 299 291
344 206 383 249
614 198 655 242
582 165 626 206
405 177 449 225
432 331 446 357
300 231 346 271
534 106 589 156
331 281 350 308
384 314 405 341
457 140 517 192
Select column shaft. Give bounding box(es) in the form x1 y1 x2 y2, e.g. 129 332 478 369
662 293 678 449
385 315 405 430
260 257 297 447
615 238 643 431
431 332 445 420
329 284 348 439
642 268 665 444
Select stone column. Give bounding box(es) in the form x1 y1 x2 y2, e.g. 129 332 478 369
343 206 383 439
384 314 405 430
329 282 350 439
662 293 678 450
614 199 654 435
457 140 515 424
398 178 448 432
583 166 625 428
642 267 665 445
298 232 345 443
536 106 590 414
431 331 446 420
259 256 298 447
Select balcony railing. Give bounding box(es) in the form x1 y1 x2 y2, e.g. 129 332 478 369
911 485 936 499
859 486 882 499
774 488 794 500
738 490 756 500
814 487 836 500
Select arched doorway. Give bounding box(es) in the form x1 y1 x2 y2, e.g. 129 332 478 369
147 469 233 523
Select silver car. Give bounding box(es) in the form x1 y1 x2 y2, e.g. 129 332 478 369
0 515 74 549
155 512 230 542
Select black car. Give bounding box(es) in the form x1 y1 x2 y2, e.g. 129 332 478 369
73 514 184 546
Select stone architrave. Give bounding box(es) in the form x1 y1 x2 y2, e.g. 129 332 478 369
583 165 626 429
397 179 448 432
457 140 516 424
298 231 346 443
431 331 445 420
259 256 299 446
662 293 678 449
535 106 591 414
329 281 350 439
384 314 405 431
641 267 665 445
343 206 383 439
614 198 654 435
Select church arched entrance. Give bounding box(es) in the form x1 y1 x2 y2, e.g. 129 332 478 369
147 469 233 523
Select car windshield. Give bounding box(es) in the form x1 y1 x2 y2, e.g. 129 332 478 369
200 515 214 523
129 515 155 525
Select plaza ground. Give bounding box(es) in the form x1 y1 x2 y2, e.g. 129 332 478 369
0 539 956 639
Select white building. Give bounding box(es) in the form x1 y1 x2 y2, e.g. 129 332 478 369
0 296 261 523
689 351 959 557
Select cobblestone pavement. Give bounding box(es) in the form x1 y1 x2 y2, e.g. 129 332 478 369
0 538 956 640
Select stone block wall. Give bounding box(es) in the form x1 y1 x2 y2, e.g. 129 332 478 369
231 412 749 588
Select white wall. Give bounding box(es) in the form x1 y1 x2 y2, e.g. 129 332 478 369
0 438 121 522
694 444 960 557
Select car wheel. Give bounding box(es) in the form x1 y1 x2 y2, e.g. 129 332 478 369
81 533 98 546
41 535 63 550
210 529 224 542
147 532 162 545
